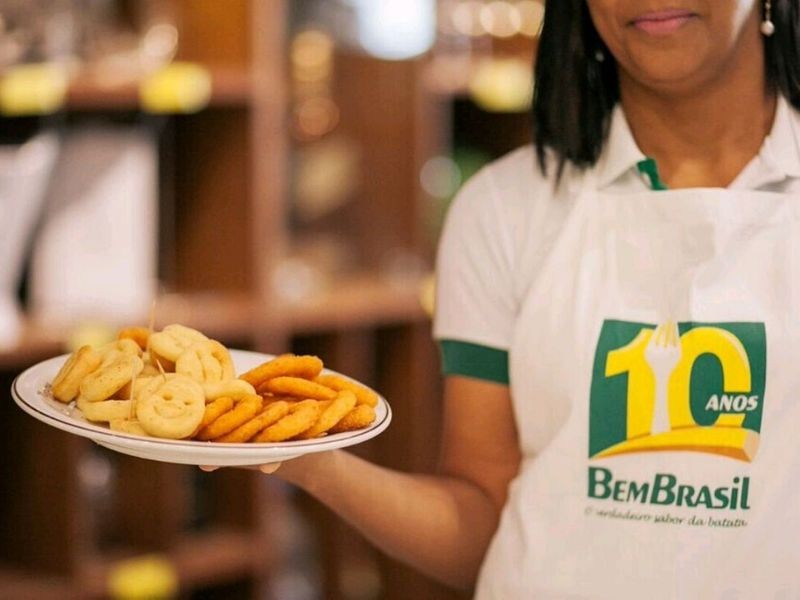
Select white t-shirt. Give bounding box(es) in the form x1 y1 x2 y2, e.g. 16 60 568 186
433 95 800 598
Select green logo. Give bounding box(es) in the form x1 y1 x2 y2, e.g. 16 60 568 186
589 320 766 462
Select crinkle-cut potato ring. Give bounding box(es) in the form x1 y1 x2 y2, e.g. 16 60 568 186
79 353 144 403
314 374 379 407
78 396 135 423
194 394 263 441
296 390 357 440
214 400 291 443
260 394 303 406
329 404 377 434
117 326 151 351
259 376 337 401
136 374 206 439
240 354 324 387
109 418 148 436
176 339 235 384
148 324 209 363
254 399 321 443
51 345 103 403
203 379 256 401
188 396 236 440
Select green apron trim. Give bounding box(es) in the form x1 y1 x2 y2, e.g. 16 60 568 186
439 339 510 384
636 157 668 190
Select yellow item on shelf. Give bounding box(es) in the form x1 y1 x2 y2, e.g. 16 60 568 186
139 62 212 114
0 63 69 116
107 554 178 600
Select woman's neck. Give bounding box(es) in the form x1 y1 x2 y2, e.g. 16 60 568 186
619 31 775 189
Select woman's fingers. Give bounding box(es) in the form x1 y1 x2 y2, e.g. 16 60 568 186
197 463 282 474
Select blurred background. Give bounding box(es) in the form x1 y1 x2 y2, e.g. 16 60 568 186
0 1 539 598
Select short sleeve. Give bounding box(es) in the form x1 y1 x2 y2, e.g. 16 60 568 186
433 166 517 384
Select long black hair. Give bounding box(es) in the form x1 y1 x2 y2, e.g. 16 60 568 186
532 0 800 176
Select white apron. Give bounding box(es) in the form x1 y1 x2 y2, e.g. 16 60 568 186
475 176 800 598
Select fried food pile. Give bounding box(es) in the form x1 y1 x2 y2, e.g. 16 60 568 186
49 324 378 442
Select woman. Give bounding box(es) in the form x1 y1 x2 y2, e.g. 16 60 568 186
223 1 800 596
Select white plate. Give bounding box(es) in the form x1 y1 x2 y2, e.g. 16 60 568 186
12 349 392 466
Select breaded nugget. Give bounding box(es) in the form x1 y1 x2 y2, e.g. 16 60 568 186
296 390 357 439
253 400 321 443
240 354 323 387
214 401 291 443
194 394 263 441
314 374 379 407
259 376 337 401
199 397 235 429
203 379 256 401
329 404 377 434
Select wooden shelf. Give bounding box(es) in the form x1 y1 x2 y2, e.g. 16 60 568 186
275 273 429 335
0 566 68 600
77 528 264 598
66 66 251 112
154 274 429 337
0 528 264 599
0 326 64 372
155 290 259 343
0 273 429 372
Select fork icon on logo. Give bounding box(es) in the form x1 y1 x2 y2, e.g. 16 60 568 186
644 321 682 435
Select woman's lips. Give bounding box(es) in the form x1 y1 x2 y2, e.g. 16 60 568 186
631 9 697 36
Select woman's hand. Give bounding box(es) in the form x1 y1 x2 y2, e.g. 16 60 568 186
196 375 520 590
198 462 282 474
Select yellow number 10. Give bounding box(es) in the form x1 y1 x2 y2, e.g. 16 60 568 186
605 326 752 439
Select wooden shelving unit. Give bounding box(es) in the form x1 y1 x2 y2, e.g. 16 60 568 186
0 1 464 599
66 66 252 112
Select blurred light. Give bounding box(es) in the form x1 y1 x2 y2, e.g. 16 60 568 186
517 0 545 37
140 23 179 65
272 258 324 302
451 1 486 37
349 0 436 60
0 62 68 116
420 156 461 198
139 62 211 114
294 96 340 139
291 29 334 83
480 1 522 38
380 248 426 290
68 321 115 352
419 273 436 317
107 555 178 600
468 58 533 113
